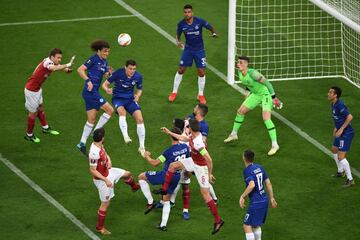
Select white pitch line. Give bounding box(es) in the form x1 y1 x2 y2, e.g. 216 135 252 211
0 15 136 27
0 154 101 240
113 0 360 179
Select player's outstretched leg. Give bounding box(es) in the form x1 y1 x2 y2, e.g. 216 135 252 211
24 112 40 143
181 184 191 220
224 113 244 143
96 202 111 235
331 147 345 177
37 108 60 136
263 117 279 156
77 121 94 155
122 171 140 192
197 69 206 104
338 153 355 187
138 173 156 214
169 70 184 102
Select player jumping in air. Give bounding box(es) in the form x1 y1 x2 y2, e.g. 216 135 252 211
24 48 75 143
224 56 283 156
165 104 219 220
89 127 139 235
138 127 190 231
168 4 218 104
154 119 224 235
239 150 277 240
77 40 114 155
102 59 146 157
328 86 355 187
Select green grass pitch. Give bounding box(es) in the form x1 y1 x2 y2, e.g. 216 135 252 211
0 0 359 239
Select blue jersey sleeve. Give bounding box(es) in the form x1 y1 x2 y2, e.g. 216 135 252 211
107 70 118 84
136 74 143 90
200 18 212 30
338 104 350 118
262 167 269 181
84 56 95 69
201 123 209 137
176 22 183 38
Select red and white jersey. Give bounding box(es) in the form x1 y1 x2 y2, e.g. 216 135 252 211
25 57 54 92
89 143 109 179
189 133 208 166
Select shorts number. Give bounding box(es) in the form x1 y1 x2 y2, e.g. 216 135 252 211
147 171 157 176
256 173 263 190
339 140 344 148
201 175 206 184
201 57 206 66
244 213 250 222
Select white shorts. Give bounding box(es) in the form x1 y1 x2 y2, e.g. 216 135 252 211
25 88 43 113
93 168 126 202
179 170 191 184
180 157 209 188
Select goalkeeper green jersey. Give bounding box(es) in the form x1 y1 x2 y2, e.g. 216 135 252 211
237 68 270 95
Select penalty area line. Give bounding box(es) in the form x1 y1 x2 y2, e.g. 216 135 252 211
0 153 101 240
0 15 136 27
113 0 360 179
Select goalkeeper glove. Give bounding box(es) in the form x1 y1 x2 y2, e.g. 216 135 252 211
272 96 283 109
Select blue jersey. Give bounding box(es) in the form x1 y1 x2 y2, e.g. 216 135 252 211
107 68 143 99
83 54 108 92
177 17 212 51
158 143 190 173
332 99 354 134
243 163 268 207
188 114 209 137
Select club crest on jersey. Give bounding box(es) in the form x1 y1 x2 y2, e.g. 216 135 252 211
100 98 104 103
195 25 199 30
132 81 135 85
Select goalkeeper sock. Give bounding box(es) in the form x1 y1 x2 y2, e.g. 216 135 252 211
231 114 245 135
172 72 183 93
264 119 277 144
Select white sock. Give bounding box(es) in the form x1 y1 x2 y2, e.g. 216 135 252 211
209 184 218 201
94 113 111 130
80 121 94 144
139 180 153 204
119 116 129 139
137 123 145 149
198 75 205 95
172 72 183 93
341 158 353 180
246 232 255 240
170 182 181 203
160 201 171 227
333 154 343 172
253 227 262 240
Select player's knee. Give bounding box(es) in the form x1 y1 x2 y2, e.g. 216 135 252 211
197 70 205 77
138 172 145 180
107 107 114 116
178 68 186 74
331 146 338 154
123 171 131 178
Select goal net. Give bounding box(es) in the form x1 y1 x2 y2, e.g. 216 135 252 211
227 0 360 87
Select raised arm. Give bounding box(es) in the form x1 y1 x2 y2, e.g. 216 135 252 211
160 127 190 142
48 56 75 72
143 151 162 167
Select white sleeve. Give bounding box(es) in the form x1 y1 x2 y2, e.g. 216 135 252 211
89 149 100 167
43 58 54 70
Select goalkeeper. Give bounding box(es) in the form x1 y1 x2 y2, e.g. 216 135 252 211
224 56 282 156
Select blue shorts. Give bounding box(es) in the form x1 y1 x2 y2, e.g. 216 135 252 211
180 49 206 68
112 97 141 115
145 171 180 194
244 204 268 227
82 90 106 111
333 131 354 152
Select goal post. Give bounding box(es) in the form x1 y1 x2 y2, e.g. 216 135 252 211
227 0 360 87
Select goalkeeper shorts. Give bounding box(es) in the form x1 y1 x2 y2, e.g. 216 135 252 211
242 93 272 111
